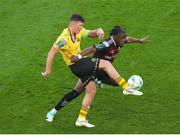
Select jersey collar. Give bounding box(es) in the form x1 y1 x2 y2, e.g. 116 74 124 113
68 28 76 43
111 36 116 46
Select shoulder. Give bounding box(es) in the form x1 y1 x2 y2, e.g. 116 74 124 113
81 27 88 32
54 28 69 49
56 28 70 42
102 38 114 47
94 38 111 50
79 27 89 38
60 28 70 38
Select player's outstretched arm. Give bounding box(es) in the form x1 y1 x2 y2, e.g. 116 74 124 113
80 46 96 57
42 46 58 78
88 28 104 41
70 46 96 63
126 36 149 44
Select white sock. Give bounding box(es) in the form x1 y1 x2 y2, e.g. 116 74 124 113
50 108 57 114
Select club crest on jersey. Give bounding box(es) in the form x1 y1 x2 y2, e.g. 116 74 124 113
76 37 81 42
56 38 67 48
91 58 97 62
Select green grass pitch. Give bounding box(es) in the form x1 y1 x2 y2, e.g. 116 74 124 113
0 0 180 133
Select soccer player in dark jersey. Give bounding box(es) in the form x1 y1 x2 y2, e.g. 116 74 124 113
77 26 149 88
46 26 149 126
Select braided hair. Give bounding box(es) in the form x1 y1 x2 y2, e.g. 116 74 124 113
109 26 126 36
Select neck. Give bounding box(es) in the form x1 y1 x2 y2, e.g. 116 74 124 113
68 25 76 42
111 36 116 45
69 25 76 35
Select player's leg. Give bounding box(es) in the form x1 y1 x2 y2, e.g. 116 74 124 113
98 59 143 95
98 59 127 88
68 58 100 127
54 79 84 110
75 81 96 128
96 70 119 86
46 79 85 122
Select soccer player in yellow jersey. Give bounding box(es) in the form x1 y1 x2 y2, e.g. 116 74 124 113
42 14 104 69
42 14 142 128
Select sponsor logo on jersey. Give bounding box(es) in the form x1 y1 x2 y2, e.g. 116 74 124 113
91 58 97 62
76 37 81 42
56 38 67 48
102 41 110 47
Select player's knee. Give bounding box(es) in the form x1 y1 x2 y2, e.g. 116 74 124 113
86 82 96 95
89 89 96 97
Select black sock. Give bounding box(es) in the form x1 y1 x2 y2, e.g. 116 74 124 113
55 89 80 111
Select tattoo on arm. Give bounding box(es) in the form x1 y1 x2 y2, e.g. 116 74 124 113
80 47 96 56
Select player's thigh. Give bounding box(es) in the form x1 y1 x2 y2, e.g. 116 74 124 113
79 75 94 87
96 70 118 86
98 59 112 70
69 58 100 77
74 79 85 92
85 81 96 94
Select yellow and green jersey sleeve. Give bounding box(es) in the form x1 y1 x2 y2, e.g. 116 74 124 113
81 28 89 38
53 30 68 50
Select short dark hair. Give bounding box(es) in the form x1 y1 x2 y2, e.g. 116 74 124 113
109 26 126 36
70 14 85 22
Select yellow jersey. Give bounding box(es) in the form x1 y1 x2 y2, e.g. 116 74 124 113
53 28 89 65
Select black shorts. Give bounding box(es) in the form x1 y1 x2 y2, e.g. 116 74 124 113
69 57 100 86
95 70 119 86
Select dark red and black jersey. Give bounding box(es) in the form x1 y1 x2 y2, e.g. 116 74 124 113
93 37 126 63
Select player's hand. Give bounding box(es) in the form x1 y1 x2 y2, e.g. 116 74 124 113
97 28 104 41
70 55 79 63
140 36 150 43
41 71 51 78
